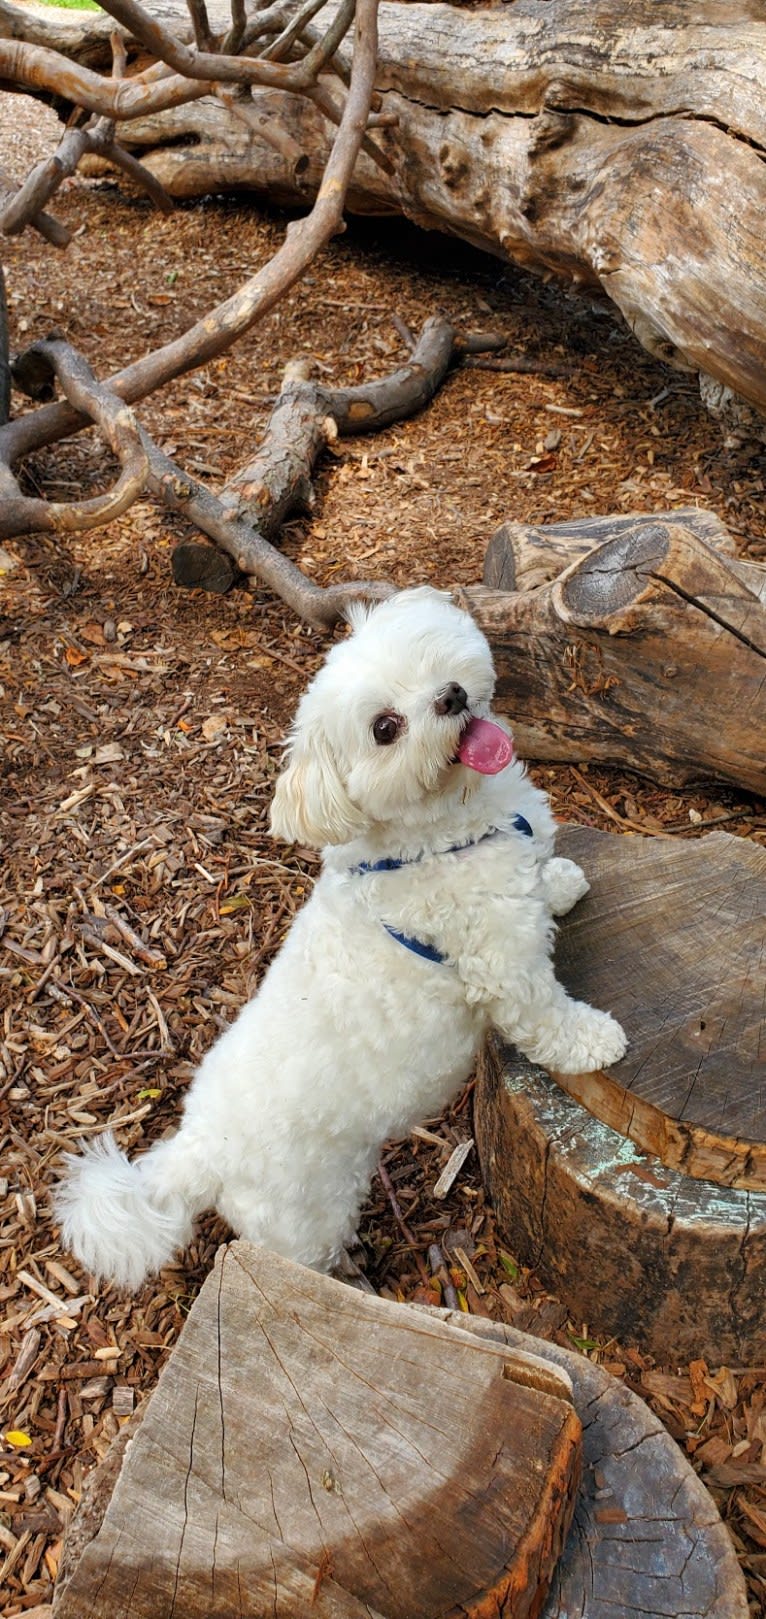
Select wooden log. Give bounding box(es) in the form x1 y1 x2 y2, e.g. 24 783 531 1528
457 509 766 794
482 506 737 593
548 826 766 1191
420 1308 749 1619
53 1243 582 1619
8 0 766 425
53 1249 749 1619
474 825 766 1364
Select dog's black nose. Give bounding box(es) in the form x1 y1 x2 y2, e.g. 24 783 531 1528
435 682 468 717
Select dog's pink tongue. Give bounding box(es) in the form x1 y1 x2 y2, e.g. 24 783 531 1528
456 718 514 775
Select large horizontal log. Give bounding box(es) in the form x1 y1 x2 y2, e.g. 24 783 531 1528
5 0 765 424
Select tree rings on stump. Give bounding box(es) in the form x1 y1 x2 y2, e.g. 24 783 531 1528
53 1252 749 1619
475 826 766 1363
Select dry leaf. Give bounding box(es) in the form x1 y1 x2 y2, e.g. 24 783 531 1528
704 1366 739 1411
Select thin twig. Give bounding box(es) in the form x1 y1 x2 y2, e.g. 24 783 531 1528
377 1160 430 1285
569 766 649 834
428 1242 460 1311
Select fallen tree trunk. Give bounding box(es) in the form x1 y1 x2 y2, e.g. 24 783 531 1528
6 0 766 429
459 508 766 795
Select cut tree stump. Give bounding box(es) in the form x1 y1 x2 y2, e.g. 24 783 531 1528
475 825 766 1363
422 1309 749 1619
52 1243 582 1619
52 1247 749 1619
459 508 766 794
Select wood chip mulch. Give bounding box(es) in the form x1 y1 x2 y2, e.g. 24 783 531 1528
1 95 765 1617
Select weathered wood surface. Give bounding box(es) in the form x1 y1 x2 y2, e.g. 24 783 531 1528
476 1046 766 1364
474 826 766 1361
53 1243 581 1619
54 1250 749 1619
7 0 766 424
546 827 766 1190
459 510 766 794
422 1308 749 1619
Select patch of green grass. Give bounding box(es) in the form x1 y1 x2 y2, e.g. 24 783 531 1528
34 0 102 10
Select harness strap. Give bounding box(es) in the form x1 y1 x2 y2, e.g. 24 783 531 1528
359 814 535 966
383 926 446 965
353 814 533 877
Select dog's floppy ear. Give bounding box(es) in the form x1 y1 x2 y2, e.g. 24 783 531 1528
270 727 365 848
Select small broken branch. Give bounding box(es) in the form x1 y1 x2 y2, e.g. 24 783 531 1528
0 114 173 234
218 314 459 537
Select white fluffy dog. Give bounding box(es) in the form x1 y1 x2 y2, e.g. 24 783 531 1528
55 586 626 1289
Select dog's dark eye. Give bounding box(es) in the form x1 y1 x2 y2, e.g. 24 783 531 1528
372 712 402 746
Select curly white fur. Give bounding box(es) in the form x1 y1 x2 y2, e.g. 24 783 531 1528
55 586 627 1289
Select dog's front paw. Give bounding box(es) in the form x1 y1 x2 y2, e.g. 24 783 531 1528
541 857 590 917
551 1007 628 1073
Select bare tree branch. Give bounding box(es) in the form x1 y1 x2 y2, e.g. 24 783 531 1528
222 0 247 54
63 0 359 95
212 314 459 536
6 318 475 626
0 341 148 535
146 430 393 628
0 0 406 630
185 0 213 52
0 161 71 247
0 38 214 120
96 136 176 212
214 85 311 186
0 125 92 234
0 111 174 234
260 0 327 60
0 0 381 469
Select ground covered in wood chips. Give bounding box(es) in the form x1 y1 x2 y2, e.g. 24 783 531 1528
1 93 765 1618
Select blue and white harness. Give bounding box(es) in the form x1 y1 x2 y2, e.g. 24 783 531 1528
351 813 534 965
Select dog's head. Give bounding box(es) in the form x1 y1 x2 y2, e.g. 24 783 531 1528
270 587 500 847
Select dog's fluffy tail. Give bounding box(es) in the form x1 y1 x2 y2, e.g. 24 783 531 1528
53 1130 214 1291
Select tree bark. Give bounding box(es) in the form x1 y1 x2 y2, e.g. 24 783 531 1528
7 0 765 427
